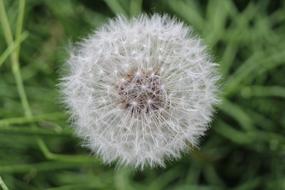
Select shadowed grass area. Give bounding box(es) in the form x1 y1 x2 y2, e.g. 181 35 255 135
0 0 285 189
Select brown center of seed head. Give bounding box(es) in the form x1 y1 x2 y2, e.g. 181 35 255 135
116 67 166 116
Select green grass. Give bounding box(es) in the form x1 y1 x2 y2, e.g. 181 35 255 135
0 0 285 189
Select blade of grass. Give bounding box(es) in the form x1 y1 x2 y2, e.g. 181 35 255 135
241 86 285 98
129 0 142 17
246 109 275 130
0 126 72 137
218 99 253 130
15 0 25 59
233 178 261 190
47 184 104 190
148 167 182 190
216 120 285 149
221 4 259 78
204 165 225 187
204 0 232 48
167 0 204 32
0 0 31 118
215 120 253 145
220 42 238 77
36 140 100 164
247 51 285 83
185 162 201 184
0 0 51 159
0 0 87 165
0 112 65 127
0 161 92 174
0 176 9 190
0 32 28 67
223 49 285 97
104 0 128 16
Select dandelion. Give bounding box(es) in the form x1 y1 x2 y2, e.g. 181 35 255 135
61 14 219 169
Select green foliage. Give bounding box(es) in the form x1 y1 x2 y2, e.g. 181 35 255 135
0 0 284 189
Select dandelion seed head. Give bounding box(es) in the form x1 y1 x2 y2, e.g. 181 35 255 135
61 14 219 169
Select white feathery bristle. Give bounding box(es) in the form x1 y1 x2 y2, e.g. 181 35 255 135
61 14 220 169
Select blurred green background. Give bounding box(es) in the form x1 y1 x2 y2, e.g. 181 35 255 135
0 0 285 189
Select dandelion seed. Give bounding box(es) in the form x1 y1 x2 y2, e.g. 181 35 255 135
61 14 219 169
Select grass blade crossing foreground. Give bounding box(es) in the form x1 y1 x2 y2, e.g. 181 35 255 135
0 112 66 127
0 126 71 137
0 0 87 165
0 32 28 67
0 176 9 190
0 162 94 174
0 0 31 117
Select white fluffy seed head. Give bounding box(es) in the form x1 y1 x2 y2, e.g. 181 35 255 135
61 14 220 169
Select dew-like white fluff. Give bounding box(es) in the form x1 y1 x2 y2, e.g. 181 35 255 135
61 14 219 169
